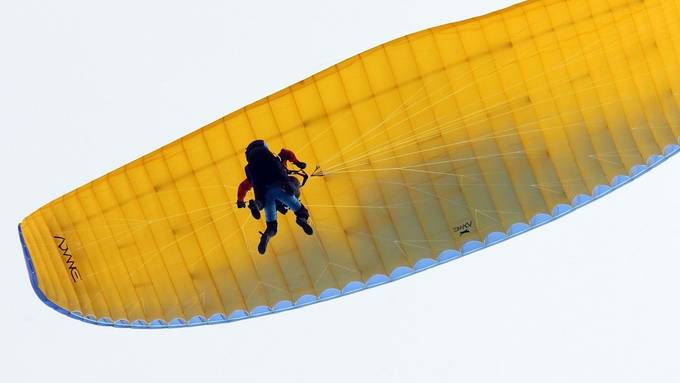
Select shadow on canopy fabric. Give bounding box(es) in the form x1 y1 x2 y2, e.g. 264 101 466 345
19 0 680 328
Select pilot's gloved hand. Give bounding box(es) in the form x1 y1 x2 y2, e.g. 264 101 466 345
294 161 307 169
236 200 246 208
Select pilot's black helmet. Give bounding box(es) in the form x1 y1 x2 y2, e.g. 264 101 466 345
245 139 268 162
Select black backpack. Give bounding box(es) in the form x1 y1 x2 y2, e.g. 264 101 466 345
244 140 289 202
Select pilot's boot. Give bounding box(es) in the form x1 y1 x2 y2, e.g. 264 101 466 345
248 199 261 220
258 220 277 254
294 204 313 235
275 200 289 215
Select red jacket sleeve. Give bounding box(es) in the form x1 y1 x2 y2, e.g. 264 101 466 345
278 148 299 167
237 179 252 202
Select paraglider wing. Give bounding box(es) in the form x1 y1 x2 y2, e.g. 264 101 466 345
19 0 680 327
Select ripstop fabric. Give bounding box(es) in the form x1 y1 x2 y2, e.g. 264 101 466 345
19 0 680 327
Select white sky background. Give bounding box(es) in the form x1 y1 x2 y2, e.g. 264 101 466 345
2 0 680 382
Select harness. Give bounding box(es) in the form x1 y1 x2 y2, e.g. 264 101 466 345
244 141 290 203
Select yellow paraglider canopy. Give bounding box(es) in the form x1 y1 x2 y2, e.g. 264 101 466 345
19 0 680 327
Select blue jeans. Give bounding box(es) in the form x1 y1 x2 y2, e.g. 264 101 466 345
263 185 302 222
